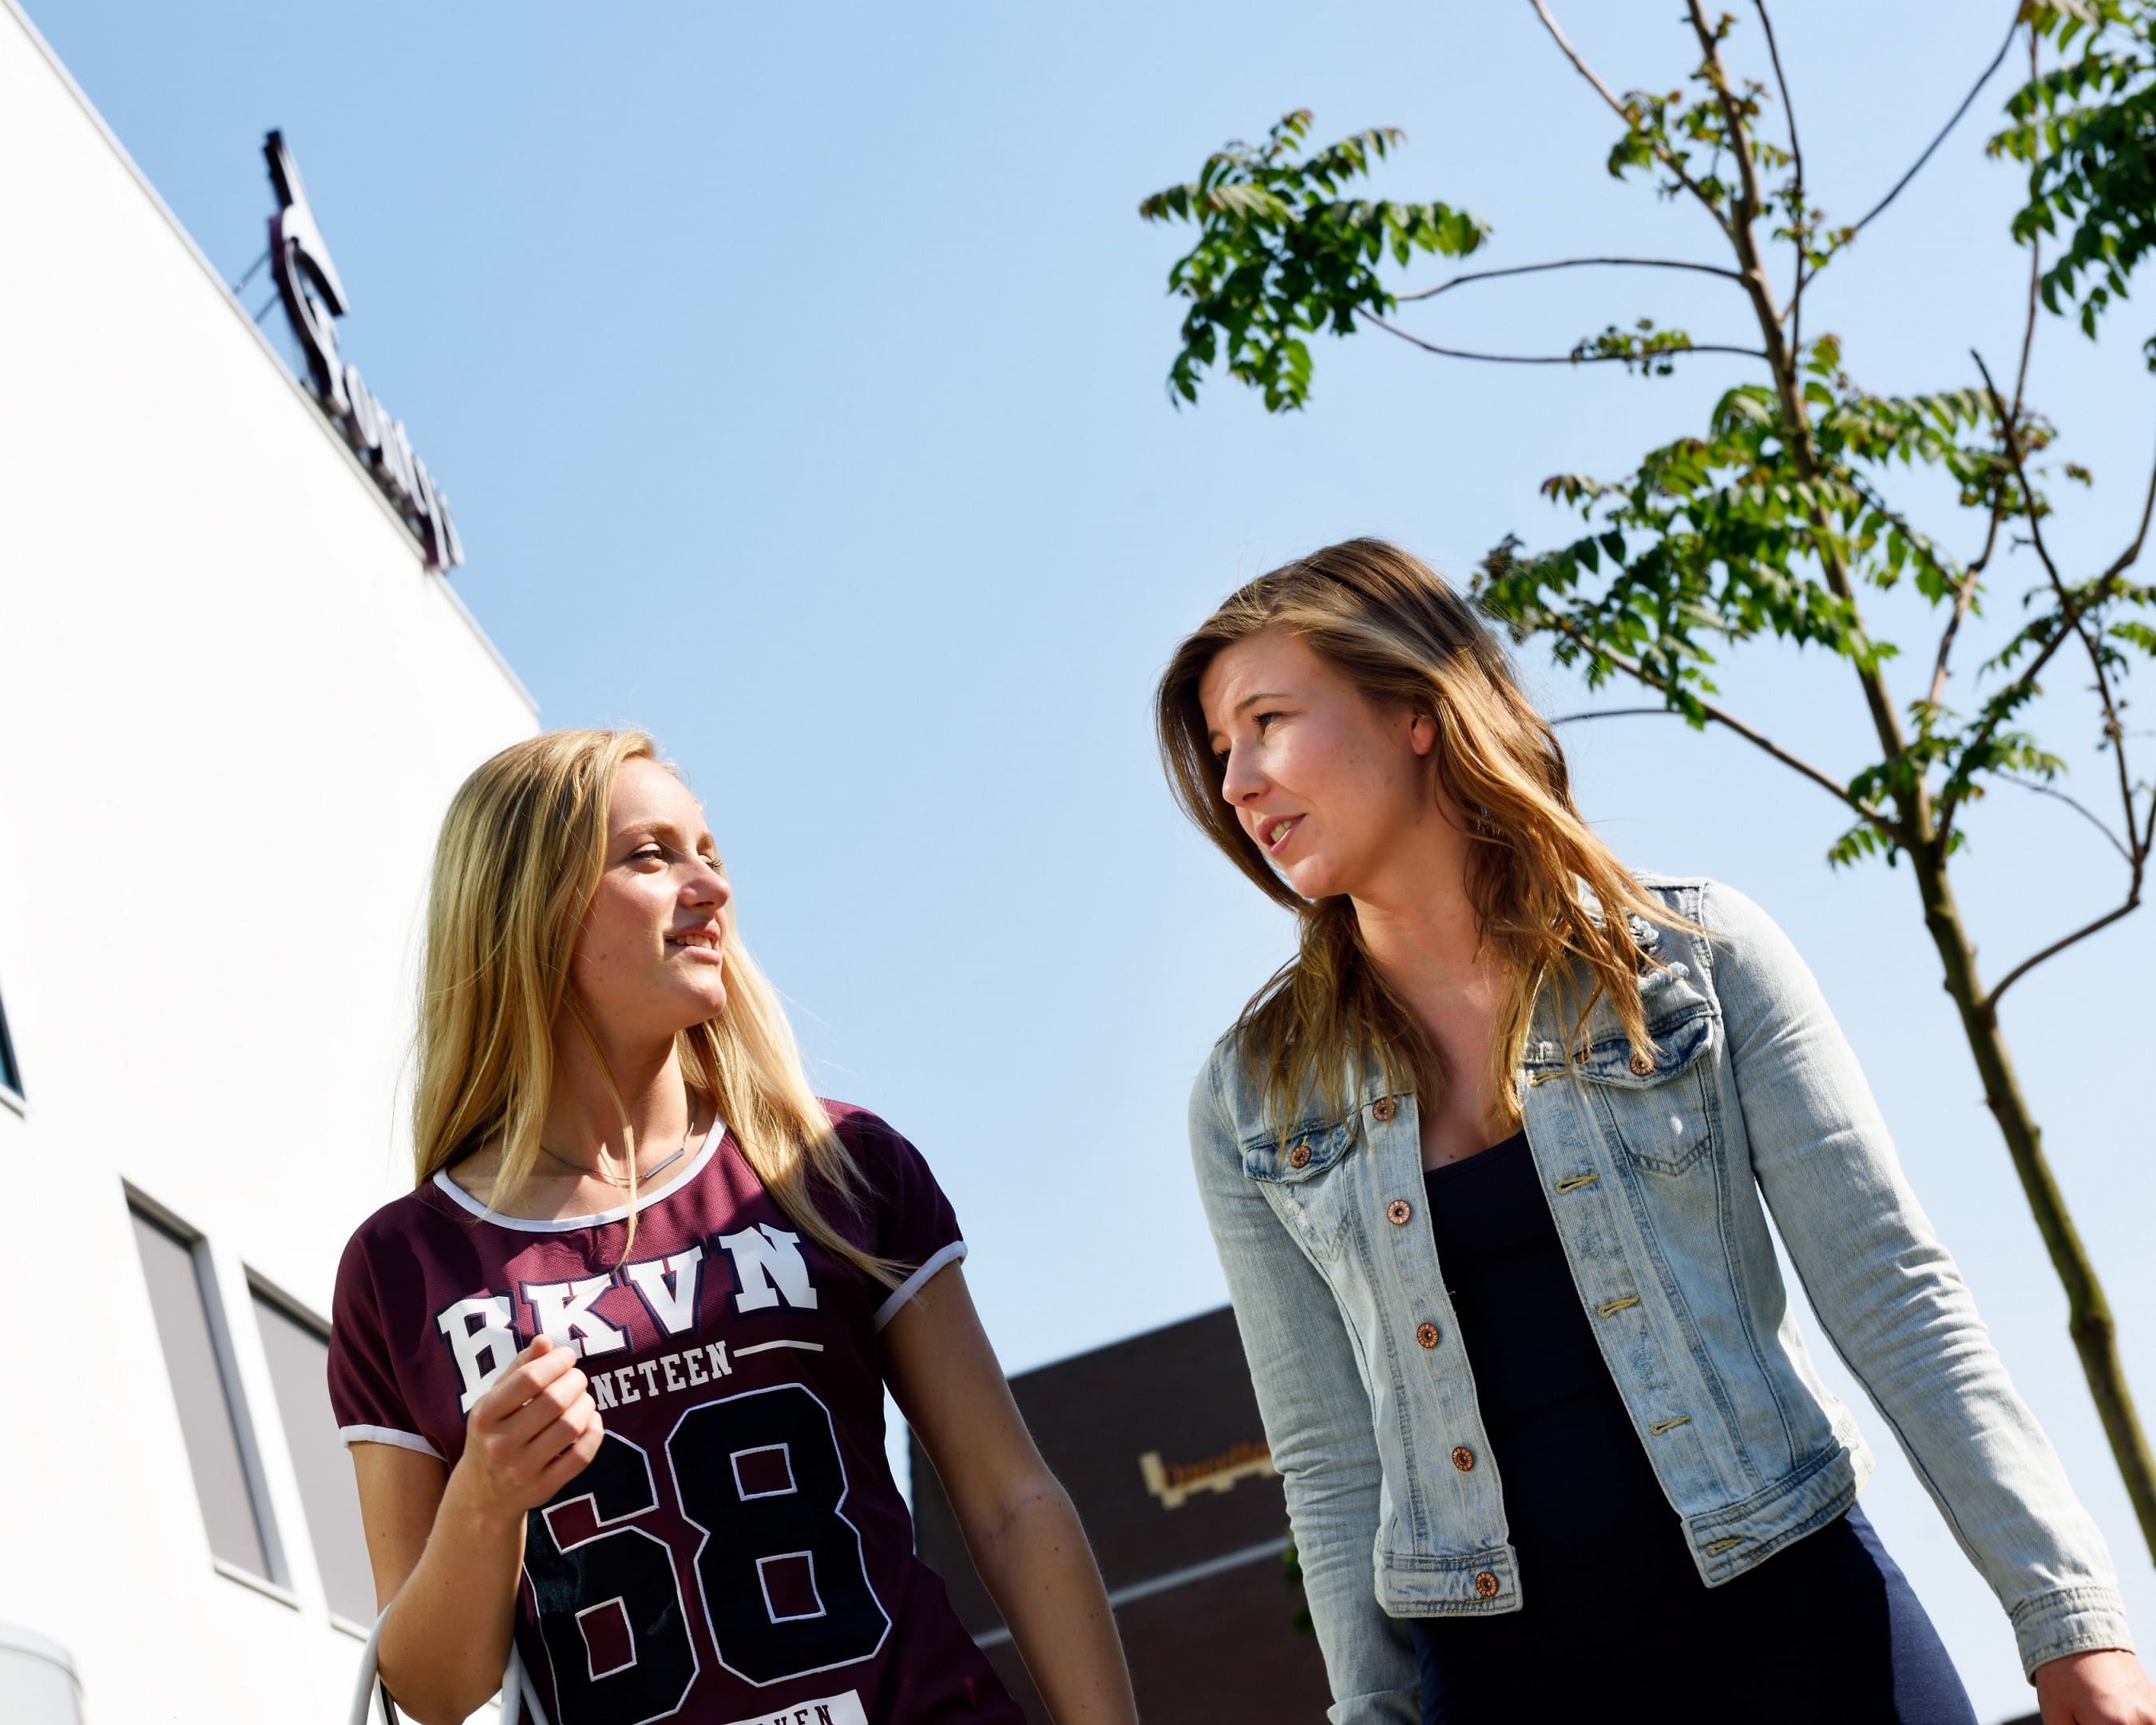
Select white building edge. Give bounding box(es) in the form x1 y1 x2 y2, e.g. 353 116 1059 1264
0 3 539 1718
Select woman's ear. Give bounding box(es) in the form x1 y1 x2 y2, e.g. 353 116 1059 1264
1407 710 1439 757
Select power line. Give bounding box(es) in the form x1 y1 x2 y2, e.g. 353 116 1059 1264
228 244 270 296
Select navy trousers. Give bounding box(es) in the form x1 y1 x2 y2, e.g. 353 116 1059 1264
1411 1502 1977 1725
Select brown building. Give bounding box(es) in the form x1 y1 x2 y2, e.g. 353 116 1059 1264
908 1307 1332 1723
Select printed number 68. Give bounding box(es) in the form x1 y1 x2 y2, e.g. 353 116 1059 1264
523 1383 890 1723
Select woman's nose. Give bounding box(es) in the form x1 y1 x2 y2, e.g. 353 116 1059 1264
1219 743 1266 804
688 860 731 907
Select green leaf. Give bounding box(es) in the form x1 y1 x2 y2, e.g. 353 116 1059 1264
1138 111 1488 410
1992 2 2156 343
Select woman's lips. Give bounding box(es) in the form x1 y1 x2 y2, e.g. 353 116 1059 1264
1263 815 1303 855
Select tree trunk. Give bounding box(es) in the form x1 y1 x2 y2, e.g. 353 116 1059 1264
1679 2 2156 1559
1911 842 2156 1562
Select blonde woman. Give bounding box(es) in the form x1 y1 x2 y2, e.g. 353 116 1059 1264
330 731 1135 1725
1160 541 2152 1725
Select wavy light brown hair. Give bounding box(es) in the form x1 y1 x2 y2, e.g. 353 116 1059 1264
414 728 898 1280
1158 537 1673 1136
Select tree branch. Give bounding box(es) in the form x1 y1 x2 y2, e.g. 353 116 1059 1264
1527 0 1734 239
1358 307 1764 366
1539 613 1892 829
1395 256 1742 303
2097 434 2156 588
2012 25 2043 419
1975 348 2139 862
1940 350 2091 833
1843 471 1964 581
1749 1 1806 349
1689 2 1774 237
1839 474 2004 720
1550 707 1678 724
1996 771 2134 864
1985 888 2145 1014
1850 13 2022 236
1926 500 2007 713
1683 0 1924 836
1938 602 2087 843
1928 234 2035 713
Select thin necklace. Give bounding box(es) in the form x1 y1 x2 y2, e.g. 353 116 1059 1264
537 1101 701 1189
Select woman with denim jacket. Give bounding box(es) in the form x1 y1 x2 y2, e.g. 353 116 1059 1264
1160 539 2152 1724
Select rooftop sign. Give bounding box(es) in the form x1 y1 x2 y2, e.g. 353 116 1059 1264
264 130 463 574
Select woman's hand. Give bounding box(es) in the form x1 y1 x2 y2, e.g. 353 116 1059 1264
352 1336 602 1724
452 1334 604 1522
2035 1648 2156 1723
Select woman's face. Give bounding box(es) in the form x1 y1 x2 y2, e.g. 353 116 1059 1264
570 755 733 1046
1199 628 1440 902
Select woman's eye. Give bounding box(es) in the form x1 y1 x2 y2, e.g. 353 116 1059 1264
1254 711 1282 732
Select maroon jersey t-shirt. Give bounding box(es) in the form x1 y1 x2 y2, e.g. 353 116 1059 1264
330 1103 1024 1725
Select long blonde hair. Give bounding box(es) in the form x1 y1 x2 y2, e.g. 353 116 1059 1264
414 728 898 1282
1156 538 1671 1136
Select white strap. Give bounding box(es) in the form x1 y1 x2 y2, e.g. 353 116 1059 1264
346 1612 386 1725
505 1646 553 1725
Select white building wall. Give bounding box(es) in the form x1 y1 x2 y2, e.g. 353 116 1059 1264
0 3 538 1718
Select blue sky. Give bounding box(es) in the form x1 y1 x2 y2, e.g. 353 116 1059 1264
26 0 2154 1711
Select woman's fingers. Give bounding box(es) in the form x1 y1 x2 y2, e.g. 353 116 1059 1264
459 1335 604 1507
477 1379 593 1489
491 1364 593 1448
471 1335 581 1426
534 1410 607 1492
510 1390 600 1480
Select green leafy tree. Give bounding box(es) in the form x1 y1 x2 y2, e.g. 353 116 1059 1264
1140 0 2156 1560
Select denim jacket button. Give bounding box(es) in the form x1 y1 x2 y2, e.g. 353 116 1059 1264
1372 1096 1397 1121
1287 1142 1312 1169
1451 1445 1476 1472
1629 1050 1655 1076
1474 1570 1500 1599
1386 1199 1413 1225
1416 1322 1441 1349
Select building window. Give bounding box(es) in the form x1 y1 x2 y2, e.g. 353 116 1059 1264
0 982 22 1104
129 1203 283 1587
250 1277 377 1625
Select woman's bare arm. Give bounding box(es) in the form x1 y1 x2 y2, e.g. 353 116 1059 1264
351 1337 602 1725
883 1265 1137 1725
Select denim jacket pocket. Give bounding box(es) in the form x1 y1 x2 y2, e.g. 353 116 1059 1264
1571 983 1720 1176
1241 1117 1362 1253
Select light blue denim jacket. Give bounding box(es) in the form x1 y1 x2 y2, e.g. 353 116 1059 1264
1190 875 2132 1723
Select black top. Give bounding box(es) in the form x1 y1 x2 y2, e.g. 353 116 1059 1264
1421 1129 1676 1563
1410 1132 1973 1725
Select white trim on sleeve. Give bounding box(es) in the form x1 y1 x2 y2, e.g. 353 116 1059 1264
872 1239 968 1332
340 1424 445 1460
